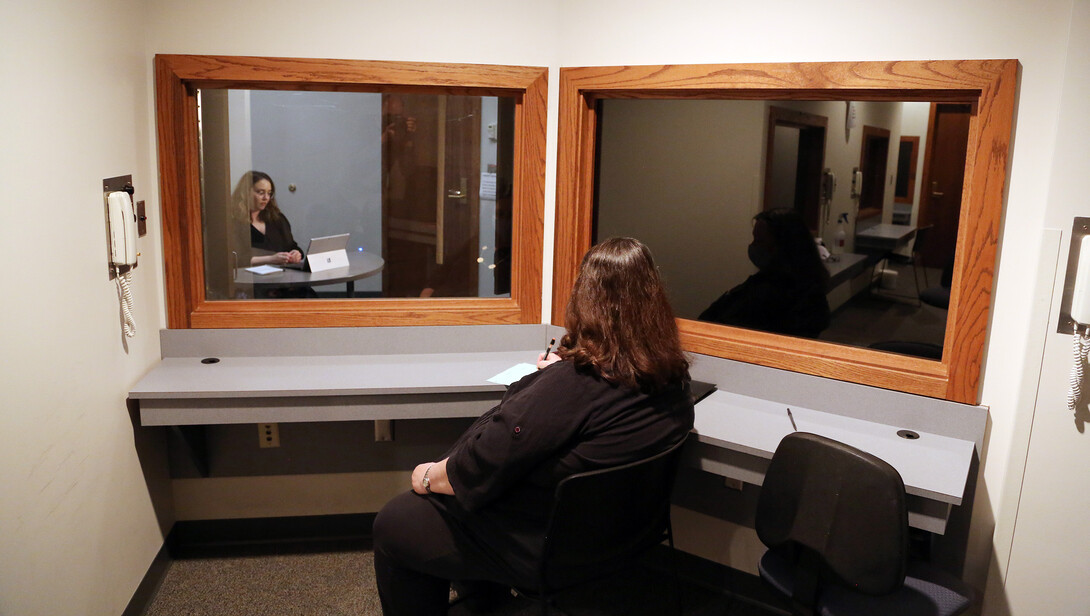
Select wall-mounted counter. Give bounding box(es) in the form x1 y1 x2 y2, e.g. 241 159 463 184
131 325 986 535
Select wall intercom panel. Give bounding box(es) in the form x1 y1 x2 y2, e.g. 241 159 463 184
104 174 140 338
103 174 141 281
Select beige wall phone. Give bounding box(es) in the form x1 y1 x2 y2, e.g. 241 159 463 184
105 176 139 338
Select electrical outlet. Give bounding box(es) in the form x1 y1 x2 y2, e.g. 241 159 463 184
259 423 280 448
374 419 394 442
724 477 744 491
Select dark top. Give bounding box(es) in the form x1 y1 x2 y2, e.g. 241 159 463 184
698 270 830 338
440 360 694 582
251 215 304 257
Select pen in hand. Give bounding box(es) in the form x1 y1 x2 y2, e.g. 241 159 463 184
787 408 798 431
537 338 558 370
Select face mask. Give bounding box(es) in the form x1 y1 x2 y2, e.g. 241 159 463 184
748 243 773 270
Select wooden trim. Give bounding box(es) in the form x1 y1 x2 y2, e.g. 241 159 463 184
554 60 1019 404
155 55 546 329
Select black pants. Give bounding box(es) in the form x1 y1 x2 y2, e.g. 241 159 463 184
373 491 521 616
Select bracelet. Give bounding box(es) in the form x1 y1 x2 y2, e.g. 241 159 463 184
422 463 434 493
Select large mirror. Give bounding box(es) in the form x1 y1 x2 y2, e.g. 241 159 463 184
596 98 962 352
554 61 1018 404
156 55 547 329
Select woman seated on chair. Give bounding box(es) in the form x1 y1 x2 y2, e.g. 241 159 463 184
698 208 830 338
373 237 695 616
231 170 318 298
232 170 305 267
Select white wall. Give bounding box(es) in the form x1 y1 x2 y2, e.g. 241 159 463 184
245 90 385 293
596 99 765 318
899 101 932 225
0 0 170 614
987 2 1090 614
3 0 1085 612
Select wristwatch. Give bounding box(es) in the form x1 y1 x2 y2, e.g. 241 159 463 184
422 464 434 493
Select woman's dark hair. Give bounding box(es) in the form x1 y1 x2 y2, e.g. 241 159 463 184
560 237 689 392
754 208 829 287
233 170 285 224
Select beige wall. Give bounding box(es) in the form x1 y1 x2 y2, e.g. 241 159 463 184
2 0 1085 613
987 2 1090 613
596 99 766 318
0 0 170 614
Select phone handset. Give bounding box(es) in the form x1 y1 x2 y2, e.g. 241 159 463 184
107 189 138 337
1068 235 1090 412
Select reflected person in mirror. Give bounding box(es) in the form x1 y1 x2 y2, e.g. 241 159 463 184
232 170 304 267
699 208 831 338
372 238 694 616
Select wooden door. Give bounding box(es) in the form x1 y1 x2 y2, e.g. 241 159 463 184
381 94 481 297
918 104 971 269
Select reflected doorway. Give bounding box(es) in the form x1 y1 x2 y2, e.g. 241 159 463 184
764 107 828 235
918 104 971 269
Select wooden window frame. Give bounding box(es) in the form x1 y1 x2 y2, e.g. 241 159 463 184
155 54 547 328
553 60 1018 405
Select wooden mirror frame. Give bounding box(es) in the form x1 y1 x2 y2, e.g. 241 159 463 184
553 60 1018 404
156 54 547 329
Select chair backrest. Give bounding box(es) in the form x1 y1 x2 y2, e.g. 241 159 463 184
537 435 689 591
755 432 908 595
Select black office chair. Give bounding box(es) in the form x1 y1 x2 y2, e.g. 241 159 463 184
519 435 690 616
910 225 936 304
755 432 975 616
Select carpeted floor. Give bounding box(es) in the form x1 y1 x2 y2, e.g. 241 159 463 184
144 548 783 616
821 260 948 351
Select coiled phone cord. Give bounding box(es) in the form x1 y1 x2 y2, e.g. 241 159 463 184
115 268 136 338
1067 324 1090 413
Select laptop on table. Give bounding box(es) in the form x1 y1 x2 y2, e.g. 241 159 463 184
282 233 350 272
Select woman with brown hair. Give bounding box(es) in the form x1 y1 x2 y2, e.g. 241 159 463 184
232 170 304 267
373 237 694 616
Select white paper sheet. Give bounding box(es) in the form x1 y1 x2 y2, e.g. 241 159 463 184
245 265 283 275
487 362 537 385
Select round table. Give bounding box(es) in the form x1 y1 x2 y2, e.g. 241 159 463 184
234 251 384 297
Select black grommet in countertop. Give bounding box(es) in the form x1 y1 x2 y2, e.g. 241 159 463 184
201 357 220 364
897 429 920 440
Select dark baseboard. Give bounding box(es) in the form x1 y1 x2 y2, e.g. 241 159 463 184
121 539 173 616
168 512 376 558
